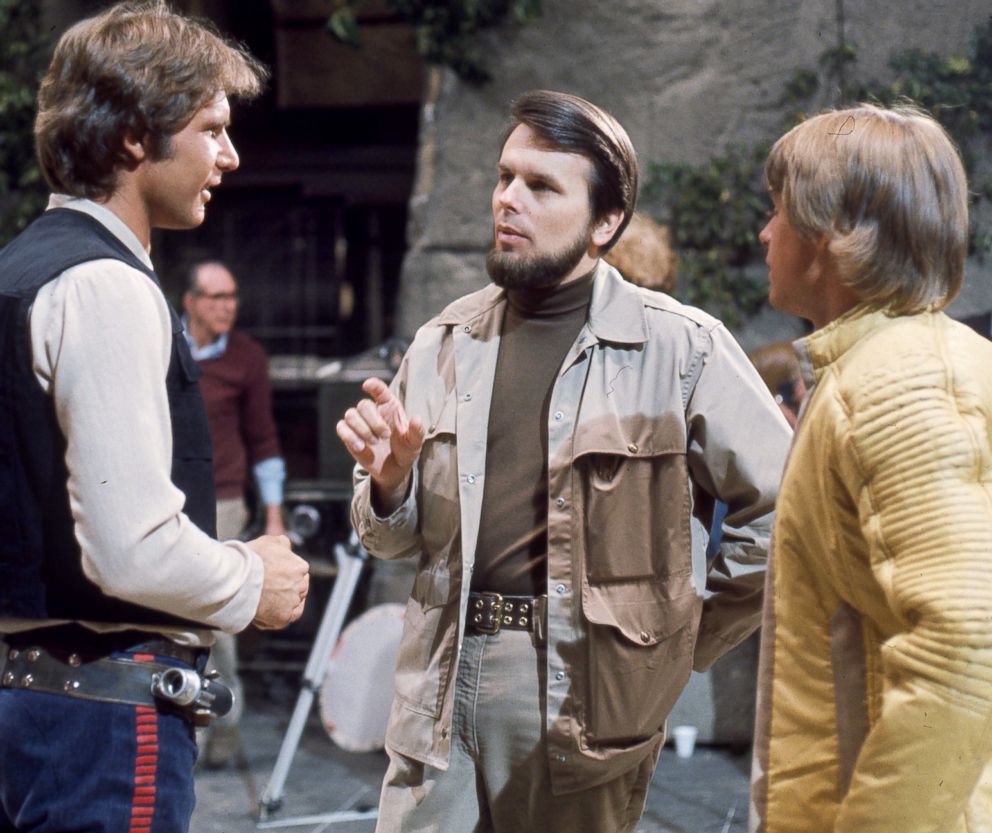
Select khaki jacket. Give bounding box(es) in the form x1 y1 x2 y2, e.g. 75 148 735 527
751 306 992 833
354 263 790 793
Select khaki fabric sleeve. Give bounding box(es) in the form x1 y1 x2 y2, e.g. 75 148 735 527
685 323 792 671
350 352 423 561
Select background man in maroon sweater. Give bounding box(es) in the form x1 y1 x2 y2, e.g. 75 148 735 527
183 259 286 766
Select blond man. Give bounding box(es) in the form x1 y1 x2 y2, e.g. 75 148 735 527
751 104 992 833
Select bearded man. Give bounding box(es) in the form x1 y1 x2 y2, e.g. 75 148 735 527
337 90 791 833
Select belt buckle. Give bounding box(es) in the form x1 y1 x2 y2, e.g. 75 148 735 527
475 591 504 634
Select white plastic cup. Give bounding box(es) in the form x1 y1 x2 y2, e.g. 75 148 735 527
671 724 698 759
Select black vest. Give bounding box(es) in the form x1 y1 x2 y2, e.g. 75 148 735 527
0 208 216 626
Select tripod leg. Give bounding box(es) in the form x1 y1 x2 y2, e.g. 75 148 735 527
257 540 369 819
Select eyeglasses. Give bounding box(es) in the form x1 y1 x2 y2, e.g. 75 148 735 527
194 291 239 303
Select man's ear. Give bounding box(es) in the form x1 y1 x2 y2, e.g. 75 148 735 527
806 233 834 286
591 209 624 251
122 134 149 164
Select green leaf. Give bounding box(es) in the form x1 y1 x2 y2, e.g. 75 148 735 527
327 8 362 47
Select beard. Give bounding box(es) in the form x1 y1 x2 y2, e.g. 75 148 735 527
486 227 592 290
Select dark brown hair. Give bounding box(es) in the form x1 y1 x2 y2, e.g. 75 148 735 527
508 90 639 252
35 0 267 201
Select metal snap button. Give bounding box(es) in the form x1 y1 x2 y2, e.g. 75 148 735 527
627 442 638 453
639 631 650 643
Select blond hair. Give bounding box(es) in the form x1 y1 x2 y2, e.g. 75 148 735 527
765 103 968 313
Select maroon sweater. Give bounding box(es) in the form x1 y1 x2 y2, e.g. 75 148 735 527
196 330 281 500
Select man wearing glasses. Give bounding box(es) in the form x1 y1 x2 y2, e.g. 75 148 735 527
183 259 287 767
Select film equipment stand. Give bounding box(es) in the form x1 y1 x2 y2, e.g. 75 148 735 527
256 533 378 828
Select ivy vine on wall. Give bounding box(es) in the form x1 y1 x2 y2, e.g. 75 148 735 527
0 0 49 246
327 0 543 83
643 18 992 326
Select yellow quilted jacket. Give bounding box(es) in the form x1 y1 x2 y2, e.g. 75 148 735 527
750 305 992 833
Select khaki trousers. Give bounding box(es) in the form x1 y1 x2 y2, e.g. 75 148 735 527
375 627 657 833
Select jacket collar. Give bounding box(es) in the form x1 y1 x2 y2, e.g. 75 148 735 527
795 303 916 387
435 260 648 345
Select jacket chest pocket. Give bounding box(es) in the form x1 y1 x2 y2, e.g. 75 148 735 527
579 450 692 583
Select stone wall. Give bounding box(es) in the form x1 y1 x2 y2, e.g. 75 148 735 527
397 0 992 343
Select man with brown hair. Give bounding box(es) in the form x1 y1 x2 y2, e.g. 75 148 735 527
338 90 790 833
0 3 309 828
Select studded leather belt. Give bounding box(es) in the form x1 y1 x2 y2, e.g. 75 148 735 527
0 630 228 724
466 592 546 638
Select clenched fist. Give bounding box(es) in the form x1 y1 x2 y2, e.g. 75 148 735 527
249 534 310 629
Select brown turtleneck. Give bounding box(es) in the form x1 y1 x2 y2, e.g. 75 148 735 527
472 270 595 595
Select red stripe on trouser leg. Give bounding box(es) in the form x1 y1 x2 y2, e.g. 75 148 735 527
131 661 158 831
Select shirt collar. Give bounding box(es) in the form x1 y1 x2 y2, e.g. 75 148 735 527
181 314 229 361
47 195 153 271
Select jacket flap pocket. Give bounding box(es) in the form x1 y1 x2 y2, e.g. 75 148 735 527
422 392 456 440
582 582 696 646
571 411 685 461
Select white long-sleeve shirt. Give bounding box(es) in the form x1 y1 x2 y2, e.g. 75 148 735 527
0 197 264 646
